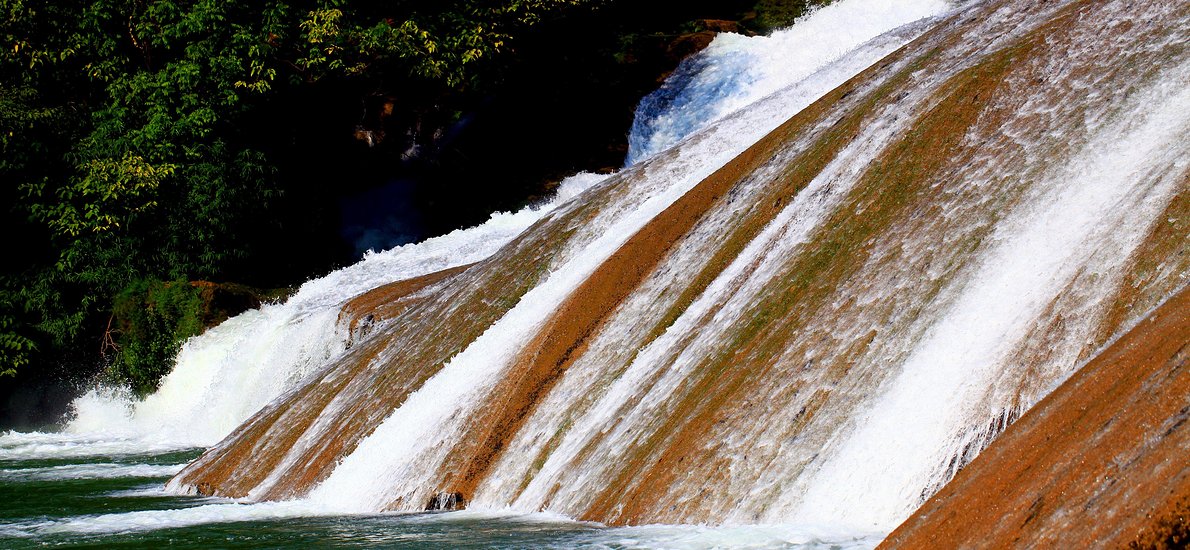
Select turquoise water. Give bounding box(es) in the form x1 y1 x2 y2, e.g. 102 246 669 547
0 434 878 549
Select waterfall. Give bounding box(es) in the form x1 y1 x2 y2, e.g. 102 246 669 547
7 0 1187 543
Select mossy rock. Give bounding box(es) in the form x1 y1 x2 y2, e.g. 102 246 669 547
108 279 288 395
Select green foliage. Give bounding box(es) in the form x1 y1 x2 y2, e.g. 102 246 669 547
0 290 37 378
293 0 599 89
108 279 205 395
1 0 284 383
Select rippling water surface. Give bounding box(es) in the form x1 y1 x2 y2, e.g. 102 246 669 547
0 432 877 549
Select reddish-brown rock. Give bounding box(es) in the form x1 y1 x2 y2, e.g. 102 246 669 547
881 287 1190 549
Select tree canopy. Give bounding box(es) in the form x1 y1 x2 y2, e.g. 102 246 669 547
0 0 597 388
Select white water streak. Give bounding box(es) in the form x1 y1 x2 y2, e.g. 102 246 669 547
497 38 938 514
6 504 875 550
0 430 186 461
792 57 1190 532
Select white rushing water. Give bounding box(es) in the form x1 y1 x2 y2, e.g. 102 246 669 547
6 503 878 550
482 37 943 519
0 462 186 482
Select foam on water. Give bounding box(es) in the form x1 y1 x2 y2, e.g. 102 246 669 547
8 506 571 538
0 430 185 461
585 523 880 550
625 0 951 165
0 462 185 482
11 501 328 537
104 484 185 498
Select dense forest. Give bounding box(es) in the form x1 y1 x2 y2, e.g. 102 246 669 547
0 0 826 426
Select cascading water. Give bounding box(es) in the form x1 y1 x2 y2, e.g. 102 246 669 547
791 55 1190 531
3 0 1187 547
295 9 956 513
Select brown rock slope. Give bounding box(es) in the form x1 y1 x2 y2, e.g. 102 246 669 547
881 287 1190 549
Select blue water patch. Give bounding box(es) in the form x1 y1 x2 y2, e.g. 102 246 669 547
626 44 759 166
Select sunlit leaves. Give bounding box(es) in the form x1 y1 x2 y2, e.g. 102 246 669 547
26 153 174 244
291 0 598 88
